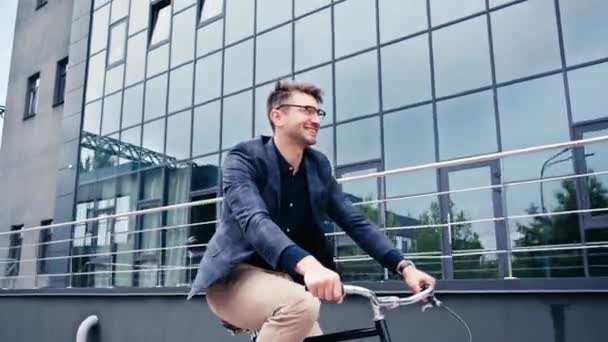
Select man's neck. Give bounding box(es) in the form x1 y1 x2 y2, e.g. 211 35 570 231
273 134 304 173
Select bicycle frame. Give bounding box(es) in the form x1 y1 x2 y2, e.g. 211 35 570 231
304 319 393 342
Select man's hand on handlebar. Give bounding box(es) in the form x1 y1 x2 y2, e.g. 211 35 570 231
296 256 344 303
401 264 436 294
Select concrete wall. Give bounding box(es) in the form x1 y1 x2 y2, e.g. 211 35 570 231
0 292 605 342
0 0 75 288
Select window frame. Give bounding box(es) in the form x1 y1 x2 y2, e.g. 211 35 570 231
37 220 53 274
148 0 172 49
197 0 225 28
53 57 69 107
36 0 48 10
5 225 24 277
107 19 129 69
24 72 41 120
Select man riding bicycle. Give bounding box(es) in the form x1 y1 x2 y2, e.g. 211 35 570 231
188 81 435 342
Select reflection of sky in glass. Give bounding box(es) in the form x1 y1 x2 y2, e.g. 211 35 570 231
437 90 497 160
336 117 380 165
491 0 561 82
561 0 608 66
379 0 427 43
568 62 608 123
430 0 485 26
384 105 436 196
433 16 492 97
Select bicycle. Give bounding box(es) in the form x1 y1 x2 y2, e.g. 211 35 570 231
220 283 472 341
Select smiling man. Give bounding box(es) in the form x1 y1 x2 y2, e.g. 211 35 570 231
188 81 435 342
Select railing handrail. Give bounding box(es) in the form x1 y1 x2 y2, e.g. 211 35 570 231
0 134 606 238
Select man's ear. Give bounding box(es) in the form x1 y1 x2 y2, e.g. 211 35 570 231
270 109 282 128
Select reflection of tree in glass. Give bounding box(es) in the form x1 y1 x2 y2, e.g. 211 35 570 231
80 149 116 172
513 176 608 277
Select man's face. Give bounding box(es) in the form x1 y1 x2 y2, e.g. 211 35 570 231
272 91 323 147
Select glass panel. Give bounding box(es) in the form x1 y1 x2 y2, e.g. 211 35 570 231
581 129 608 217
111 0 129 23
335 51 379 121
142 118 165 154
119 125 142 167
506 179 583 278
101 91 122 135
437 91 497 160
169 63 194 113
256 24 292 84
498 75 570 181
173 0 195 13
491 0 561 82
433 16 491 97
384 105 436 197
164 166 192 286
104 64 124 95
223 39 253 94
568 62 608 123
193 100 221 156
197 19 223 57
379 0 427 43
254 83 274 137
114 173 138 286
108 22 127 65
144 73 168 121
171 7 196 67
95 0 110 9
225 0 254 44
147 43 170 77
295 8 331 71
91 5 110 54
129 0 149 35
191 155 220 190
448 167 499 279
334 0 377 58
337 117 380 165
121 84 144 128
150 4 172 46
83 100 103 135
315 126 334 166
222 91 252 149
86 51 107 102
295 0 330 17
560 0 608 66
336 167 384 281
257 0 292 32
137 211 162 287
195 51 222 104
125 32 147 86
166 110 192 160
294 65 334 124
385 196 443 279
430 0 485 26
381 35 431 109
200 0 223 23
490 0 516 7
142 168 164 200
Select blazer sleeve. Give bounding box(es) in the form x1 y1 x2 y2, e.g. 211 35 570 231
325 172 397 264
221 146 296 269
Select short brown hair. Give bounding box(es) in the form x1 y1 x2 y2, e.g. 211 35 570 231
266 80 324 131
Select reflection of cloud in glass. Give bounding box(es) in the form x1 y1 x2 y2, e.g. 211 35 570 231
334 0 376 58
430 0 485 26
433 16 492 97
381 34 432 109
560 0 608 66
498 75 570 181
379 0 427 43
567 62 608 123
336 117 380 165
335 51 379 121
491 0 561 82
256 24 292 84
437 90 497 160
383 105 436 196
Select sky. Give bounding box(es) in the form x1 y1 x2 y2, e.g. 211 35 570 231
0 1 18 145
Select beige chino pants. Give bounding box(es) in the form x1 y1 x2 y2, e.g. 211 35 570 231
206 264 323 342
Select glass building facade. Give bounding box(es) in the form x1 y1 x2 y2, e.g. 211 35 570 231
74 0 608 288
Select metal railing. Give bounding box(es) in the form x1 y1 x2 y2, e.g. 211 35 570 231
1 135 607 289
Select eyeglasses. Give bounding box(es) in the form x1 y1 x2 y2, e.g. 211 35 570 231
276 104 327 119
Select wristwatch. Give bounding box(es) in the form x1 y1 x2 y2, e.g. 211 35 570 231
396 259 415 276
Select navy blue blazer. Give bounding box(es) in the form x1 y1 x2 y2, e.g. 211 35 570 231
188 136 396 299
